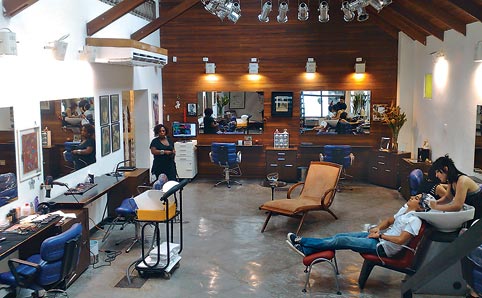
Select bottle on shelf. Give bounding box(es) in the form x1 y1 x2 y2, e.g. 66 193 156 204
274 129 280 148
282 128 289 148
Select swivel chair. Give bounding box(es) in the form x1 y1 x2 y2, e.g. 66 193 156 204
209 143 242 188
0 223 82 298
102 197 140 253
320 145 354 191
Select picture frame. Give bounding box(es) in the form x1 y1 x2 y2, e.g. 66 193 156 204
99 95 110 126
380 137 391 152
40 101 51 111
229 92 245 109
110 94 120 123
17 127 42 182
152 93 159 125
271 91 293 117
187 103 197 116
111 123 120 152
372 104 388 121
101 125 111 157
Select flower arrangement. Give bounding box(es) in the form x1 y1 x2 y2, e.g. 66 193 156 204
216 94 230 115
382 103 407 151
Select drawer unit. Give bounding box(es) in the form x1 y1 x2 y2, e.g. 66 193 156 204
265 147 298 182
368 151 410 189
175 141 198 179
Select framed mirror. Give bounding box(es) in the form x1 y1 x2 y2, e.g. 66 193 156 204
197 91 264 134
0 106 18 207
40 97 95 180
300 90 371 135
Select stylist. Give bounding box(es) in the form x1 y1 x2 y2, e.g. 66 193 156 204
150 124 177 181
72 124 96 170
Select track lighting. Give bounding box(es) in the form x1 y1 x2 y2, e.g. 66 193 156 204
277 1 289 23
318 1 329 22
258 1 272 22
297 2 309 21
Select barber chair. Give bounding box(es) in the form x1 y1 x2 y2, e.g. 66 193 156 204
320 145 354 191
0 223 82 298
102 197 140 253
209 143 242 188
409 169 424 196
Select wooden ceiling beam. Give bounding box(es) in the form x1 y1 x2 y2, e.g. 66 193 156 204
409 0 467 35
3 0 38 17
446 0 482 22
131 0 199 41
87 0 147 36
367 12 399 40
370 8 427 45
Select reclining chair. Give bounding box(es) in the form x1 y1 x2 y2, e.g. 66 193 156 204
209 143 242 188
0 223 82 298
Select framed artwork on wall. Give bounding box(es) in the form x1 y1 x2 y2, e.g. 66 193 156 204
101 125 111 157
110 94 120 123
229 92 245 109
100 95 110 126
111 123 120 152
17 127 42 181
372 104 388 121
271 91 293 117
187 103 197 116
152 93 159 125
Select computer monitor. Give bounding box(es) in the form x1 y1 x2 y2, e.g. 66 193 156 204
172 122 197 138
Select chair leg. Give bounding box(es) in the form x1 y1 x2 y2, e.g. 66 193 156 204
302 265 312 293
261 212 272 232
296 213 308 235
358 260 376 289
325 208 338 220
303 256 342 295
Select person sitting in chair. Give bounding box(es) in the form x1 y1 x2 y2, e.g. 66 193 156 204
71 124 96 170
286 195 426 257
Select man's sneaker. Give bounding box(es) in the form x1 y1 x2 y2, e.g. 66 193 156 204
286 233 305 257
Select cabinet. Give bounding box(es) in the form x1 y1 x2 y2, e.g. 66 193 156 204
175 141 198 179
266 147 298 182
399 158 432 200
368 151 410 189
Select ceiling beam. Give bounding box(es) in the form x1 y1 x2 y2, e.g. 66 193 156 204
131 0 199 41
446 0 482 22
371 8 427 45
2 0 38 17
410 0 467 35
87 0 147 36
367 12 399 41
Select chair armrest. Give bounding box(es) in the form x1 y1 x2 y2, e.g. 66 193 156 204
236 151 242 163
287 182 305 199
8 258 40 288
209 152 214 163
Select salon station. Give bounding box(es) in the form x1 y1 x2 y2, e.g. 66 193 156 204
0 0 482 297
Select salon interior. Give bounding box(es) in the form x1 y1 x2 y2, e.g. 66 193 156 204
0 0 482 297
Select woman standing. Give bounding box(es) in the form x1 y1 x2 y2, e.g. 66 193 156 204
203 108 218 134
72 124 96 170
150 124 177 181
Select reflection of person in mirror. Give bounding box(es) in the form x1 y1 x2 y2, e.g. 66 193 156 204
203 108 218 134
150 124 177 181
72 124 96 170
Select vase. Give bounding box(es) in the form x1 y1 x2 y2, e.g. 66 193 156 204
391 140 398 153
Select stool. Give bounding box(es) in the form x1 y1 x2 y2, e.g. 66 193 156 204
302 250 341 295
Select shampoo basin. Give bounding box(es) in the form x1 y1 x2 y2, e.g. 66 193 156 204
415 204 475 232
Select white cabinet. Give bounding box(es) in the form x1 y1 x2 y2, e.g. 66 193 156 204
175 141 198 179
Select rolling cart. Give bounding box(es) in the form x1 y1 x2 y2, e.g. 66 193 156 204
134 179 188 279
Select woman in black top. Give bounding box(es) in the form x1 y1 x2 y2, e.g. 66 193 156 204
150 124 177 181
203 108 218 134
72 124 96 170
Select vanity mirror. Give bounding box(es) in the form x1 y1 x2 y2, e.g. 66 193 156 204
197 91 264 134
0 106 18 206
40 97 95 180
300 90 371 135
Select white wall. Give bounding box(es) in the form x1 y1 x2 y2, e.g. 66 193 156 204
398 22 482 174
0 0 163 219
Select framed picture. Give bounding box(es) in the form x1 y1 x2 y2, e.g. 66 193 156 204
40 101 51 111
110 94 120 123
380 137 391 151
372 104 388 121
111 123 120 152
99 95 110 126
17 127 42 181
271 91 293 117
187 103 197 116
229 92 245 109
101 125 111 157
152 93 159 125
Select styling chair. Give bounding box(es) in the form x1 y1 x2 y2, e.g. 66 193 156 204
358 222 427 289
409 168 424 195
259 161 342 234
0 173 17 207
209 143 242 188
301 250 341 295
320 145 354 191
0 223 82 298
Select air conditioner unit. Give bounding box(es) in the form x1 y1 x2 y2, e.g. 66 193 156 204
85 38 168 67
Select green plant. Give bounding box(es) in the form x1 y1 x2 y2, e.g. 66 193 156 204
216 94 230 114
382 103 407 150
352 92 367 116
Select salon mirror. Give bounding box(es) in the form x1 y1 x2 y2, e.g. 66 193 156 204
300 90 371 135
0 106 18 206
40 97 95 180
197 91 264 134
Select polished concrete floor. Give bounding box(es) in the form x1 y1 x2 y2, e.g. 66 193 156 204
62 178 465 298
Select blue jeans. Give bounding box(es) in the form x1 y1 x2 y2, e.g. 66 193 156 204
300 232 385 256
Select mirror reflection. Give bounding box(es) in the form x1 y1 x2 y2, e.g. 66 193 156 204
0 106 18 206
40 97 95 180
197 91 264 134
300 90 371 135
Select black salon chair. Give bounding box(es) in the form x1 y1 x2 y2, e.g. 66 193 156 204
321 145 354 191
209 143 242 188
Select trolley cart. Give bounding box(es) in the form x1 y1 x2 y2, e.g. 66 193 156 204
134 179 188 279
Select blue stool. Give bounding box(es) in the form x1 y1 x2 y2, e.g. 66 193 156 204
102 197 140 253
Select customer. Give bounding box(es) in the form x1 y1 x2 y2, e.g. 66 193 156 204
72 124 96 170
150 124 177 181
286 195 425 257
203 108 219 134
429 154 482 224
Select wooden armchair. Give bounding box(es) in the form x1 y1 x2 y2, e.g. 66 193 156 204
259 161 342 234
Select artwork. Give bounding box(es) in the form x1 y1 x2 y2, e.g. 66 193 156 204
40 101 50 111
101 125 111 157
271 91 293 117
152 93 159 125
229 92 245 109
111 123 120 152
17 127 41 181
372 104 389 121
187 103 197 116
100 95 110 126
110 94 120 123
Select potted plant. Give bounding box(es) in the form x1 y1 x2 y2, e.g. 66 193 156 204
382 103 407 152
216 94 229 116
352 92 367 116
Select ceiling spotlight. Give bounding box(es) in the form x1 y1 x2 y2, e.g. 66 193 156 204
356 5 368 21
202 0 241 23
341 1 354 22
475 41 482 62
277 1 289 23
227 1 241 23
368 0 383 12
306 58 316 73
318 1 329 22
298 2 309 21
258 1 272 22
355 57 365 74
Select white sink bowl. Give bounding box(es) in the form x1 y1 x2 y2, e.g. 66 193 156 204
415 204 475 232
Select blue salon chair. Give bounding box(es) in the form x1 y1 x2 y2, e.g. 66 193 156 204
321 145 354 190
409 168 424 196
102 197 139 253
0 173 17 207
0 223 82 298
209 143 242 188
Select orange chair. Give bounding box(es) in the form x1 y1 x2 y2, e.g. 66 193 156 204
302 250 341 294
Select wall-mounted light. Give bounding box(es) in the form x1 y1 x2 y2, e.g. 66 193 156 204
475 41 482 62
0 28 17 55
318 1 329 22
258 1 272 22
355 57 365 73
203 57 216 74
341 1 354 22
297 1 309 21
277 0 289 23
249 58 259 74
44 34 69 61
306 57 316 73
430 50 445 63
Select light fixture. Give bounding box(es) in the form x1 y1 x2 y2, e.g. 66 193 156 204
249 58 259 74
306 57 316 73
0 28 17 55
258 1 272 22
297 1 309 21
356 5 368 21
355 57 365 73
277 0 289 23
44 34 69 61
202 0 241 23
203 57 216 74
341 0 391 22
318 1 329 22
430 51 445 63
475 41 482 62
341 1 355 22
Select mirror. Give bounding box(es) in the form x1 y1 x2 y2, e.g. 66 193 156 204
300 90 371 135
0 106 18 206
40 97 95 180
197 91 264 134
